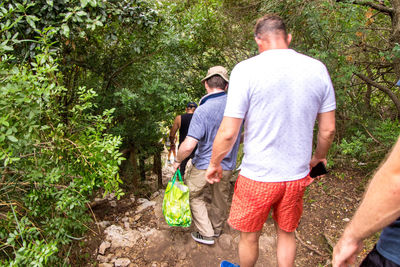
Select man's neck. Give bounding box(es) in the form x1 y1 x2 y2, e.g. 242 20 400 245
206 88 225 94
258 41 288 53
256 34 291 53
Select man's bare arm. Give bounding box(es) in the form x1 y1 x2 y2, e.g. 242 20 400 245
176 136 198 162
172 136 198 171
310 110 335 167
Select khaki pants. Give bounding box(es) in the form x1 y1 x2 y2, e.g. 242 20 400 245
186 166 232 237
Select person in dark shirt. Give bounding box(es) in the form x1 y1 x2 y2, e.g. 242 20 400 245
169 102 197 177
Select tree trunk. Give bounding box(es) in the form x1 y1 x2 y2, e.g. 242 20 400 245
153 150 163 189
129 146 139 186
139 152 146 182
364 68 373 110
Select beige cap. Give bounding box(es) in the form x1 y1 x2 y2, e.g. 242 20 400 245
201 66 229 83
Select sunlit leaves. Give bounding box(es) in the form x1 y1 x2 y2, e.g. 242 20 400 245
0 3 124 265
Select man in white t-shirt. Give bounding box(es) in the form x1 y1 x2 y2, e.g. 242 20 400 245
206 14 336 267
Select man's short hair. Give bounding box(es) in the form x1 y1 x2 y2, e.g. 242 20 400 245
254 14 287 39
205 75 228 90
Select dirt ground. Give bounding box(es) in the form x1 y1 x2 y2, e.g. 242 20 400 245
70 156 378 267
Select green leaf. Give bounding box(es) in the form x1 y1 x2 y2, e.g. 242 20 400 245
7 135 18 142
80 0 88 8
63 12 73 22
76 11 87 17
0 45 13 51
26 16 37 29
61 24 70 37
89 0 97 7
16 3 25 12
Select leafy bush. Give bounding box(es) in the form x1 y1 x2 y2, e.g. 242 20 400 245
0 7 123 266
340 131 371 159
338 120 400 169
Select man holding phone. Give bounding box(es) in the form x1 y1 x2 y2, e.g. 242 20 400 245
206 15 336 267
310 162 328 178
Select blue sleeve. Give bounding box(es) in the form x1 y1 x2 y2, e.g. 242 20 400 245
187 109 205 141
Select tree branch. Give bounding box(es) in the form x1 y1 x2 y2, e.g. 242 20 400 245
337 0 394 15
354 72 400 117
105 51 157 91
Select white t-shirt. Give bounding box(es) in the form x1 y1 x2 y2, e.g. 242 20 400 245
225 49 336 182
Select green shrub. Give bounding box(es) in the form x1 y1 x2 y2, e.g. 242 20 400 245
338 120 400 169
0 10 123 266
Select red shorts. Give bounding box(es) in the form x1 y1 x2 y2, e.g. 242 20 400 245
228 174 314 233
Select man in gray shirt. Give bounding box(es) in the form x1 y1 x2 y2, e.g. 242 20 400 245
173 66 241 245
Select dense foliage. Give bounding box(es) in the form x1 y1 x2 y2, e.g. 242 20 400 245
1 0 399 265
0 2 124 265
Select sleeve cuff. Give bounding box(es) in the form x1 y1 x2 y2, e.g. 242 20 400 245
186 134 200 141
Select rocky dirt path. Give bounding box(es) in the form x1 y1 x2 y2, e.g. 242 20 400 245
89 160 276 267
75 155 377 267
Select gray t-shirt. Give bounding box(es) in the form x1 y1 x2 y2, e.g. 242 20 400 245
187 92 240 170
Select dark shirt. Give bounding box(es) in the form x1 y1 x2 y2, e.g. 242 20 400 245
179 113 193 145
377 217 400 265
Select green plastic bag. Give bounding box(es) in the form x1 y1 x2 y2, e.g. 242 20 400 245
162 170 192 227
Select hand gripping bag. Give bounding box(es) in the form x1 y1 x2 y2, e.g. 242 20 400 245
162 170 192 227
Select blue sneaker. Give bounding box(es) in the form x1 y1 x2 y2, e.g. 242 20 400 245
220 260 239 267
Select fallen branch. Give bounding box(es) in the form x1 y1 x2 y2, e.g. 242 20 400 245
360 124 383 145
87 202 101 234
323 233 335 252
295 230 327 257
0 202 17 206
88 198 108 209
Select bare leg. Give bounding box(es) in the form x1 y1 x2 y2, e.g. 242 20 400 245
275 223 296 267
239 231 261 267
167 149 172 161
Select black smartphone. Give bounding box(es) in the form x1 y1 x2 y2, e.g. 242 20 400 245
310 162 328 178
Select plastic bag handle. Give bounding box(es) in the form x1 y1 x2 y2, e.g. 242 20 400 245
166 169 183 193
